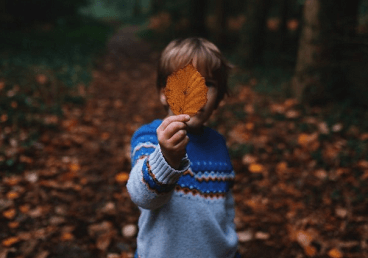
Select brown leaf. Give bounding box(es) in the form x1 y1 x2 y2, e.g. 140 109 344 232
3 208 16 219
96 232 112 251
8 221 20 229
34 250 50 258
2 236 20 247
248 163 264 173
60 232 74 241
304 245 317 257
165 63 208 116
328 248 343 258
115 172 129 183
6 191 20 200
296 230 313 247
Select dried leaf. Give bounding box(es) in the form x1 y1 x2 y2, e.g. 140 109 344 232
6 191 20 200
96 232 112 251
304 245 317 257
3 208 16 219
165 63 208 116
255 231 270 240
328 248 343 258
60 232 74 241
8 221 20 229
249 163 264 173
34 250 50 258
115 172 129 183
276 161 288 173
296 230 313 247
237 230 253 242
2 236 20 247
122 224 137 238
69 163 80 172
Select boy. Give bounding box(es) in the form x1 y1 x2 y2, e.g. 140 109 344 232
127 38 240 258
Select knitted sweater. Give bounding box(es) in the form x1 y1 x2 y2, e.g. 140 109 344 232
127 119 238 258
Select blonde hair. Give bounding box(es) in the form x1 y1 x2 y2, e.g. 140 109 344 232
157 37 232 108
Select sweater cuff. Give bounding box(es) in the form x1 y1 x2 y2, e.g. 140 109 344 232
148 145 190 184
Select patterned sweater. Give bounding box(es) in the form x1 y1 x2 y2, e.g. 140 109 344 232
127 119 238 258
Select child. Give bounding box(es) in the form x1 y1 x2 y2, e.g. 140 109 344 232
127 38 240 258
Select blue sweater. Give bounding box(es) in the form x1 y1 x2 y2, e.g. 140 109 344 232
127 119 238 258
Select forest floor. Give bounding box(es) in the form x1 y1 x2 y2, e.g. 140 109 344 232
1 25 368 258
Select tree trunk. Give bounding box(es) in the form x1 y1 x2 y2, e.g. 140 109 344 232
239 0 270 67
151 0 165 15
133 0 142 17
213 0 227 47
189 0 208 37
276 0 289 52
335 0 360 38
291 0 336 103
291 0 361 104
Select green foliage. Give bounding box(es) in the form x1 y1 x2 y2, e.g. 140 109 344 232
0 21 113 173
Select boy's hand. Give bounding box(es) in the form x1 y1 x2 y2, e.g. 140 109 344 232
157 114 190 170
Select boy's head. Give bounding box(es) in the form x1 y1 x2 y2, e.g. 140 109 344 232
157 37 232 110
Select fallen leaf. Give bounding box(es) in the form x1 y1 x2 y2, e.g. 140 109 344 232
249 163 264 173
296 230 313 247
165 63 208 116
255 231 269 240
237 230 253 242
328 248 343 258
335 207 348 218
304 245 317 257
6 191 20 200
8 221 19 229
4 176 22 186
2 236 20 247
276 161 288 173
19 204 30 213
3 208 16 219
115 172 129 183
36 74 48 85
332 123 343 132
96 232 113 251
122 224 137 238
298 133 318 147
60 232 74 241
101 132 110 140
34 250 50 258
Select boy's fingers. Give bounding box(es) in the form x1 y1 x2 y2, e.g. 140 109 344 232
173 135 190 150
158 114 190 132
169 129 187 145
164 122 187 139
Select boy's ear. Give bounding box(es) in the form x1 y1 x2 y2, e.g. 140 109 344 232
159 88 168 105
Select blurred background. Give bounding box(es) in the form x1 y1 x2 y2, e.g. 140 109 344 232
1 0 368 257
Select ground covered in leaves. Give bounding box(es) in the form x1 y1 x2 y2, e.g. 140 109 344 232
1 25 368 258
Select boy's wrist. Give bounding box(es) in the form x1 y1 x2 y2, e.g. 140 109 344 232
148 146 190 185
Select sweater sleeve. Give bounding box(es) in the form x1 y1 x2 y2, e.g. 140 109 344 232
127 129 190 210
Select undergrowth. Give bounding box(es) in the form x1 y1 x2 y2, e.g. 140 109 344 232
0 19 114 173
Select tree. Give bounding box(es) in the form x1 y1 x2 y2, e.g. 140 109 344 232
239 0 271 67
133 0 142 17
213 0 227 47
151 0 166 15
189 0 208 37
291 0 361 104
